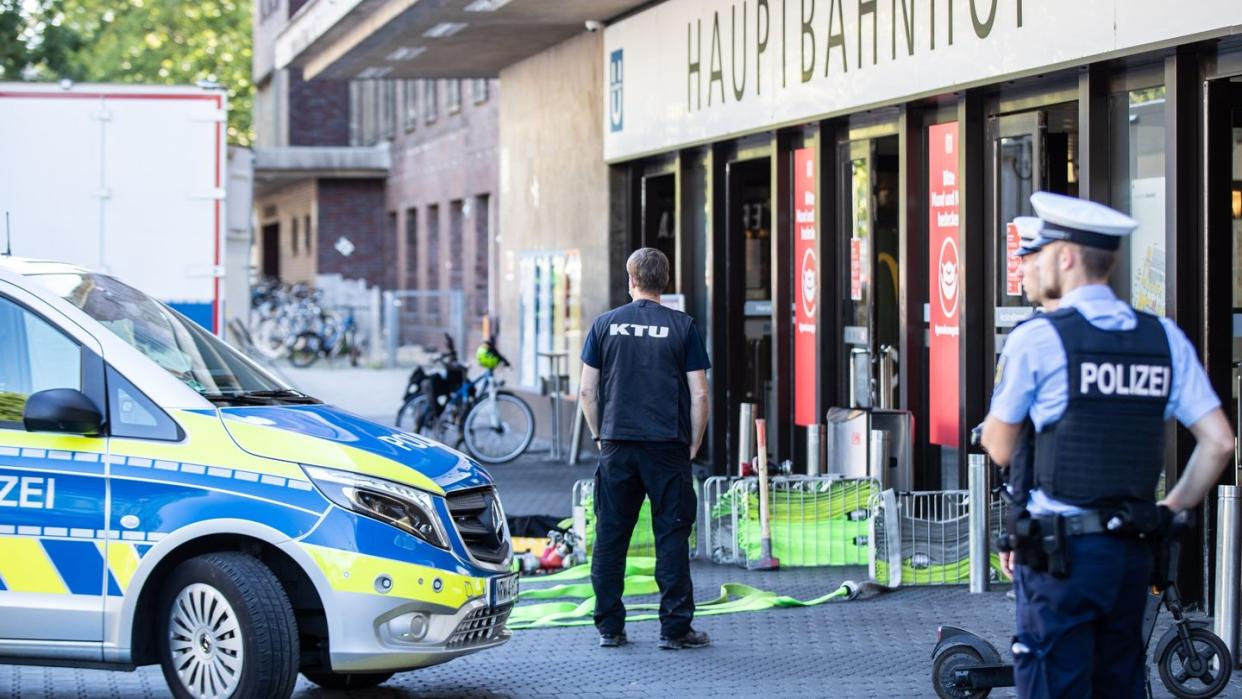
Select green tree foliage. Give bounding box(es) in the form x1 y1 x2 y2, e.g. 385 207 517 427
11 0 254 146
0 0 82 82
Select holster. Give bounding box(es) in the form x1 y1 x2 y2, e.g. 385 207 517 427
999 507 1052 573
1040 515 1071 578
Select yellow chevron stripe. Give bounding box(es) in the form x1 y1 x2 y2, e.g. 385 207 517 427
98 541 140 593
0 537 68 594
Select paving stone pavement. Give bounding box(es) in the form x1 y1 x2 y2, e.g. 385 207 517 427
4 562 1237 698
6 367 1236 697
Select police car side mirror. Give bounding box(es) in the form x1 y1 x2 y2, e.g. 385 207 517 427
23 388 104 436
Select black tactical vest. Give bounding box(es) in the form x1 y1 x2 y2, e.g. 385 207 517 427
1033 308 1172 507
1007 420 1037 505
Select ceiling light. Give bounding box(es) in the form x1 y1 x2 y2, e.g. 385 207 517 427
386 47 427 61
424 22 468 38
464 0 512 10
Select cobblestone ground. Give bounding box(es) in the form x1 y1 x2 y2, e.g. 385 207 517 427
5 368 1235 697
4 567 1235 698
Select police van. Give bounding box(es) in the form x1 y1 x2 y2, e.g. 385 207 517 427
0 257 518 697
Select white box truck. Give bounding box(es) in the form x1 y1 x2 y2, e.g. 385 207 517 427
0 82 229 334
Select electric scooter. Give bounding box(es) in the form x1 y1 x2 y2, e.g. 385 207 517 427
930 516 1233 699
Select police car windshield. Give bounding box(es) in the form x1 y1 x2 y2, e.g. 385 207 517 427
35 272 292 399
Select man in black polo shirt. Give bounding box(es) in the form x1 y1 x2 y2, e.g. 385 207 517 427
578 247 711 650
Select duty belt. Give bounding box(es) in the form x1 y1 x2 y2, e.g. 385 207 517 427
1034 511 1107 537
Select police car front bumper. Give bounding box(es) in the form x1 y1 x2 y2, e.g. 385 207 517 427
327 591 512 673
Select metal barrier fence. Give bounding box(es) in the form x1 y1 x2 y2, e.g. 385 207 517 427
868 489 1010 587
382 289 466 367
702 475 880 568
571 478 701 559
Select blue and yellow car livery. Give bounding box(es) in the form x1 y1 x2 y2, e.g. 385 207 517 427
0 258 516 696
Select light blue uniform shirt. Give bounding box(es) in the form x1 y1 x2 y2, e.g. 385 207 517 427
988 284 1221 514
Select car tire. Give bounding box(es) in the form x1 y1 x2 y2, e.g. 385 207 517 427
157 552 299 699
302 671 396 690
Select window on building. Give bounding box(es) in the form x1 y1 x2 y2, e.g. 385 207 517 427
471 79 489 105
349 81 362 146
360 80 378 146
405 207 418 289
291 217 299 256
426 204 441 322
304 215 312 257
473 194 490 317
446 80 462 114
382 80 397 140
1109 84 1167 315
422 80 438 124
403 80 418 131
449 200 464 291
0 296 82 426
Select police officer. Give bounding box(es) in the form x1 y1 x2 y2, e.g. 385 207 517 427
981 192 1235 697
996 217 1059 581
578 247 711 650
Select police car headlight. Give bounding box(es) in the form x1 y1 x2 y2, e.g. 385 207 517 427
302 466 449 550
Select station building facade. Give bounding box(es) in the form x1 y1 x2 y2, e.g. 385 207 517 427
273 0 1241 602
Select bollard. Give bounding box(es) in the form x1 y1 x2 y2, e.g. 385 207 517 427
869 430 891 490
968 453 990 593
1216 485 1241 665
738 403 756 476
567 405 585 466
806 424 825 476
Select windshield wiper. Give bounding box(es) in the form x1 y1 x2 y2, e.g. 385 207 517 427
241 389 321 404
200 391 282 406
200 389 321 406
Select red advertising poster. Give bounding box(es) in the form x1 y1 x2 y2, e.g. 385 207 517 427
1005 222 1022 296
849 238 862 301
928 122 961 448
793 149 817 426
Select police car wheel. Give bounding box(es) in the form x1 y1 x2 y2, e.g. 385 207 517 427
302 671 396 690
157 552 300 699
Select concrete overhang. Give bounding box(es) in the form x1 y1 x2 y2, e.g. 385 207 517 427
253 145 390 194
274 0 650 81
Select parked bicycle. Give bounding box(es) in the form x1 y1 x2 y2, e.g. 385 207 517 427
248 280 366 366
288 306 362 367
395 335 535 465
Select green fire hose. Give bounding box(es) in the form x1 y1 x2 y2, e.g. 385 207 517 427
508 557 880 630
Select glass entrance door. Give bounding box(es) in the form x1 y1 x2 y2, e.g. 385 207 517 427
726 158 774 446
837 135 900 409
986 103 1078 365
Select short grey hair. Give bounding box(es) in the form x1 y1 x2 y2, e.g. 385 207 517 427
626 247 669 294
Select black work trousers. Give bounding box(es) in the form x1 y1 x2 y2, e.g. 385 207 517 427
591 440 696 639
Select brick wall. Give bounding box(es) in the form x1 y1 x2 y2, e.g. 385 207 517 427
317 179 393 290
288 68 350 146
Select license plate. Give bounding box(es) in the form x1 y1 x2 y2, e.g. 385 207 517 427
490 573 519 608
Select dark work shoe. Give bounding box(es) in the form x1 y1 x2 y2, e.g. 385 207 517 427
599 632 628 648
658 629 710 650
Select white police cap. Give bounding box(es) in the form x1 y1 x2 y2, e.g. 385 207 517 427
1030 191 1137 251
1011 216 1048 258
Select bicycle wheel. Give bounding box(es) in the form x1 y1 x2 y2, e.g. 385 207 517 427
398 395 440 438
253 317 289 359
399 394 458 446
463 391 535 464
289 331 323 367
